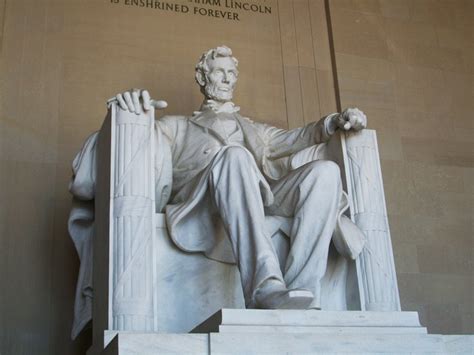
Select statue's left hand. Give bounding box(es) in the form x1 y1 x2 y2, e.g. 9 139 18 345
335 108 367 131
107 89 168 114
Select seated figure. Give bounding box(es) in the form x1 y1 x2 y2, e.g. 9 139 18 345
69 45 369 338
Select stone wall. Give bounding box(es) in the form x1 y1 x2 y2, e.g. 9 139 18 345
0 0 471 354
330 0 473 335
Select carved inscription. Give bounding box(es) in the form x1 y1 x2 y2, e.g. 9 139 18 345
109 0 273 21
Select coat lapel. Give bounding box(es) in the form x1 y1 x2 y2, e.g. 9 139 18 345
190 109 216 129
234 114 266 167
190 110 227 144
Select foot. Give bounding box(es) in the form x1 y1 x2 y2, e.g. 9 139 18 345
253 280 314 309
308 299 321 310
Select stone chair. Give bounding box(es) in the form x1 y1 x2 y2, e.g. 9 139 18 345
86 103 404 353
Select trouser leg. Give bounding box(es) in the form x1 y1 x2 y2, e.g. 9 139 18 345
266 160 342 308
209 146 284 306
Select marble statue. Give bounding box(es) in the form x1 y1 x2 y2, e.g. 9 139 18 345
68 45 369 339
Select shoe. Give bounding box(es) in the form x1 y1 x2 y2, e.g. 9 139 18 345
253 279 314 309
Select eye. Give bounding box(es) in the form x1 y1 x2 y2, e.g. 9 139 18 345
211 69 225 77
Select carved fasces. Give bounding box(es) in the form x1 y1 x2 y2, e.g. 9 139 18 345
342 130 401 311
109 103 157 331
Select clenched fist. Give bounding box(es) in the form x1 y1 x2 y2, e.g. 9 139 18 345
328 108 367 134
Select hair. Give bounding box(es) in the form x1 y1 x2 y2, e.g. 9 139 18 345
195 46 239 91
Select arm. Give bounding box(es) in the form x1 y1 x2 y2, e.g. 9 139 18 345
263 108 367 160
262 114 335 160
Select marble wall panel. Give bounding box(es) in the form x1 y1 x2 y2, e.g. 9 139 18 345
459 303 474 334
423 303 464 334
384 19 438 46
378 0 412 21
282 66 305 129
331 0 381 15
417 245 472 275
309 1 333 72
331 8 389 59
315 69 338 116
299 67 321 125
392 242 419 274
293 0 315 68
331 0 473 335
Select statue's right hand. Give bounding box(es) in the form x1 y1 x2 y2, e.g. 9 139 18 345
110 89 168 114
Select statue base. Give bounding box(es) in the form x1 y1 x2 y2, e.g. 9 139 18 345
89 309 473 354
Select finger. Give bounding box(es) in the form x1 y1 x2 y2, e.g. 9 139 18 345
336 114 347 130
357 112 367 130
342 111 351 121
116 94 128 111
142 90 152 111
132 90 142 114
123 92 135 113
352 121 362 131
349 113 359 127
150 100 168 110
355 116 366 130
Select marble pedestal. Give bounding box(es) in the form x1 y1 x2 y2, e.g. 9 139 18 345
98 309 473 354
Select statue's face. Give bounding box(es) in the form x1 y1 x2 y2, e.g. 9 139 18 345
204 57 238 102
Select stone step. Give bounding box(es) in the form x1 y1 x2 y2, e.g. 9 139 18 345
210 332 445 354
191 308 427 334
97 310 472 354
217 324 428 334
101 332 473 354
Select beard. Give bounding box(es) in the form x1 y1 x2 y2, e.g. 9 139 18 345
204 82 234 102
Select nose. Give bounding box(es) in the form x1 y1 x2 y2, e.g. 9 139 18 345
222 72 230 83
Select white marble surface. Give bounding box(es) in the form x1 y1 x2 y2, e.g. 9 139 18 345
191 309 425 333
217 325 428 334
102 333 209 355
99 332 474 354
442 335 474 353
209 333 446 354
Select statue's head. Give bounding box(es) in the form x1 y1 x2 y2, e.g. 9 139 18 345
195 46 239 102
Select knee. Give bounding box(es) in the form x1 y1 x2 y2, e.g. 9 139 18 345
318 160 340 177
221 146 252 163
305 160 341 182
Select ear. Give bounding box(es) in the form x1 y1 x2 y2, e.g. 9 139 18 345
195 70 206 87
